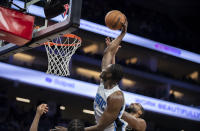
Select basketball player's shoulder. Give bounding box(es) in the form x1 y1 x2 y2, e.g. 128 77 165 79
114 90 124 96
108 91 124 103
107 91 124 110
111 90 123 97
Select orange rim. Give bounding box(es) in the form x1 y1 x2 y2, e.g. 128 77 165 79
43 34 82 46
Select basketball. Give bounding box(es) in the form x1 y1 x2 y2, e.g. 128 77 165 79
105 10 126 30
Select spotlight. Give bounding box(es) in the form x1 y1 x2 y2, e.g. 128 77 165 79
16 97 30 103
60 106 66 110
83 109 94 115
44 0 65 19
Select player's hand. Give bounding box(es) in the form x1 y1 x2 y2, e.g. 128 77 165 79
121 18 128 34
36 104 48 116
105 37 114 46
105 37 121 54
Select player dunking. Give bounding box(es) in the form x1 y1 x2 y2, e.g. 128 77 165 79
85 20 128 131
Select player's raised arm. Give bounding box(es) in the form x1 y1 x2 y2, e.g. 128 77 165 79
30 104 48 131
85 91 124 131
101 20 128 71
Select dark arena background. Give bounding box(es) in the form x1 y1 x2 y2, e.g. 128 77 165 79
0 0 200 131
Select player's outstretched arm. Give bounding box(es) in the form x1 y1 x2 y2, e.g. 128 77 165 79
101 20 128 71
29 104 48 131
122 111 146 131
85 91 124 131
104 20 127 55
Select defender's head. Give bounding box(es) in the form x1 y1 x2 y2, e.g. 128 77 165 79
68 119 85 131
126 103 144 118
100 64 123 84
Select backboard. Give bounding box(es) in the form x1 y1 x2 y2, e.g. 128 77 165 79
0 0 82 59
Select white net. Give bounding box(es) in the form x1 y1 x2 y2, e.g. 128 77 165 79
44 34 81 76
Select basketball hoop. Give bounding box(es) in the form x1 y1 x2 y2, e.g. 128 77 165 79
44 34 81 76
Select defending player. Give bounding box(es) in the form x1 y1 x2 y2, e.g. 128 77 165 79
123 103 146 131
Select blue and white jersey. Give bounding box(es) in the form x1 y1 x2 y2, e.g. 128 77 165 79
94 83 127 131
